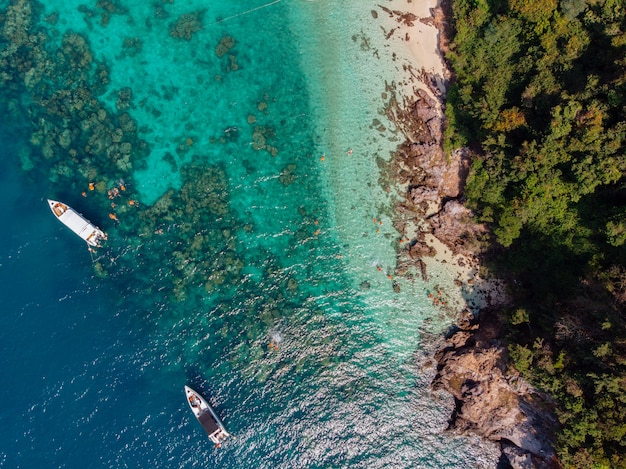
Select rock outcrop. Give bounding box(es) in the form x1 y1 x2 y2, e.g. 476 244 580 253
432 311 559 469
389 85 487 259
389 81 558 465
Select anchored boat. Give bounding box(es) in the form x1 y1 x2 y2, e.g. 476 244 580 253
47 199 107 248
184 385 230 446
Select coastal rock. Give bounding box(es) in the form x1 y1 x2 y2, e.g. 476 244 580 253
502 443 534 469
397 89 442 146
457 307 478 331
430 200 487 257
432 312 558 469
400 136 468 201
391 82 486 251
385 2 558 467
440 148 471 199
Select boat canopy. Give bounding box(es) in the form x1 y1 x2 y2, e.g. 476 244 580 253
198 412 220 437
58 208 99 242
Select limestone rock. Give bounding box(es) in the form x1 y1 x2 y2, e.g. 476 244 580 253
381 14 558 469
440 148 471 199
432 313 558 469
502 443 534 469
389 73 487 258
430 200 487 257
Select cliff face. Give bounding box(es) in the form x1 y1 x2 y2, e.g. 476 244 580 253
394 85 558 469
390 90 560 466
389 83 560 466
432 310 559 469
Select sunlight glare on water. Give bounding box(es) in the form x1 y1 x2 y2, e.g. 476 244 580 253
0 0 500 467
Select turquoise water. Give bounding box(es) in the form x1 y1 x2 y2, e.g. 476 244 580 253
0 1 499 467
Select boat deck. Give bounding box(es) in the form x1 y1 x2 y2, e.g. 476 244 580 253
50 201 68 217
47 199 106 248
199 411 220 436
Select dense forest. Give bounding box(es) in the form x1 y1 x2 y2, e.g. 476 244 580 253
443 0 626 467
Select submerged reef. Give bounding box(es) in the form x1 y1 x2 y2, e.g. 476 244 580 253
214 35 234 58
130 163 244 301
169 10 205 41
0 0 246 303
1 0 146 191
0 1 335 388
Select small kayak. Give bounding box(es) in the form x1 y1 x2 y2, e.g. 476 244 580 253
184 385 230 446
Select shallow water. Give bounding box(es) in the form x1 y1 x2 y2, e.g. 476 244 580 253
0 1 499 467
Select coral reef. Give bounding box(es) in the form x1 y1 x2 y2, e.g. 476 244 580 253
214 35 235 58
0 0 248 304
129 163 244 300
279 164 297 186
0 0 146 199
168 10 205 41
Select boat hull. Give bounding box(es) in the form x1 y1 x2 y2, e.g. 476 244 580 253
184 385 230 446
47 199 106 248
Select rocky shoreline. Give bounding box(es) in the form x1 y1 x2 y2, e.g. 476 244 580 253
385 2 560 467
432 309 559 469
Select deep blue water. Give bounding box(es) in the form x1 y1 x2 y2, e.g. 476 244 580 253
0 1 499 467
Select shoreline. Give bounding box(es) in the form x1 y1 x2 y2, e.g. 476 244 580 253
384 2 559 467
382 0 508 313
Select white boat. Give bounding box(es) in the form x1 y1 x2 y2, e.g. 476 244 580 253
184 385 230 446
47 199 107 248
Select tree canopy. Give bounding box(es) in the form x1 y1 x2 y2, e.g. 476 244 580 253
445 0 626 466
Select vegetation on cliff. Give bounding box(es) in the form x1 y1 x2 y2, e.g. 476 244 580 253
443 0 626 466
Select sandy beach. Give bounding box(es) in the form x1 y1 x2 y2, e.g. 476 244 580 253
384 0 509 312
400 0 446 84
378 0 447 96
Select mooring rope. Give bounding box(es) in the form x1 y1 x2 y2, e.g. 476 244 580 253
214 0 282 24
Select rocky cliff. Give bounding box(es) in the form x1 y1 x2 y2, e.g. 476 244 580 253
389 87 487 260
432 310 559 468
384 4 559 466
389 83 559 469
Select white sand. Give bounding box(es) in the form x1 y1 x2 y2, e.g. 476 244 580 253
380 0 447 98
403 0 446 79
384 0 510 312
421 234 509 311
